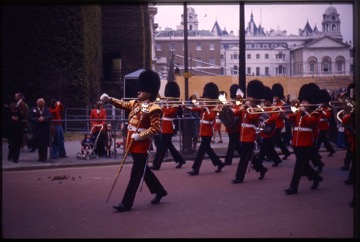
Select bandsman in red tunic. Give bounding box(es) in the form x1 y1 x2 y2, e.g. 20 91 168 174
186 82 225 175
100 69 167 212
284 83 323 195
232 79 264 184
150 81 186 170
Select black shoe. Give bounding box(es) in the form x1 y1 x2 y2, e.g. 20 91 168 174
311 176 323 190
282 154 291 160
284 188 297 195
232 178 243 184
224 161 232 166
317 164 324 174
175 161 185 169
113 203 131 212
340 166 349 171
328 150 335 157
187 169 199 176
13 159 19 163
151 191 168 205
215 162 225 173
259 167 268 180
150 166 160 171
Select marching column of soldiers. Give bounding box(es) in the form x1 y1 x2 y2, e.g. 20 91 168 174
100 72 355 211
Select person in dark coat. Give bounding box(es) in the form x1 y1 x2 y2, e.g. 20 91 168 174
5 102 24 163
29 98 52 162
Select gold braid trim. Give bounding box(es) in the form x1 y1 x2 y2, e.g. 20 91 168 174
138 103 161 141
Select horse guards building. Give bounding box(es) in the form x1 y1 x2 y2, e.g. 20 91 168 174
150 4 353 93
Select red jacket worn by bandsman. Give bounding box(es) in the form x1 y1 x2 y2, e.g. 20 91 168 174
341 112 355 152
318 106 332 131
236 107 260 142
110 99 161 154
286 111 319 147
273 100 286 129
160 105 179 134
189 106 217 137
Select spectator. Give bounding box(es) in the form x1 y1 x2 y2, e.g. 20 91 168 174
49 99 67 159
14 92 31 151
29 98 52 162
90 101 107 157
5 102 24 163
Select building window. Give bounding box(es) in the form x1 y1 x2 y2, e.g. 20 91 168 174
276 65 285 75
220 54 224 60
321 57 332 73
256 54 260 59
265 54 269 59
155 44 162 51
265 67 269 75
263 44 268 48
247 54 251 59
231 53 238 60
247 67 251 75
309 63 315 73
209 43 215 50
255 44 260 48
196 42 202 50
169 42 175 51
276 52 285 59
256 67 260 76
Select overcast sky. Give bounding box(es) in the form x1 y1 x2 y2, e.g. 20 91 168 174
154 3 353 44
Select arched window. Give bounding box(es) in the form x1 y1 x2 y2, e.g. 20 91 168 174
321 56 332 74
233 65 238 75
308 56 318 74
335 56 345 74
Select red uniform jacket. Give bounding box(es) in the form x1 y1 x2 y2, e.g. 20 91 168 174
286 111 319 147
236 107 260 143
259 106 277 138
318 106 332 131
341 112 355 152
273 100 286 129
110 99 161 154
161 105 179 134
189 106 217 137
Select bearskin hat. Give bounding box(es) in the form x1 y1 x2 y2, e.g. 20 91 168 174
247 79 264 99
272 83 284 99
319 89 331 103
298 82 320 104
263 86 274 103
164 81 180 98
202 82 219 99
137 69 161 101
229 84 240 99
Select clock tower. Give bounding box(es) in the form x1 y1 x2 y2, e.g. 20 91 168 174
181 7 199 30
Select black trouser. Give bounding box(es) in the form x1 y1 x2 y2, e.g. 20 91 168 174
192 136 222 172
234 142 254 182
274 128 290 156
121 153 167 209
315 130 335 153
152 133 185 169
255 136 281 168
224 132 241 165
289 146 322 191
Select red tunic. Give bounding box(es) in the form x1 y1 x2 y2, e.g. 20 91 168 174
189 106 217 137
161 105 179 134
286 111 319 147
238 107 260 142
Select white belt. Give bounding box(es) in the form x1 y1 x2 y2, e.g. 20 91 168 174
162 117 174 121
200 120 213 124
320 118 327 121
128 125 146 132
293 127 312 132
241 123 257 129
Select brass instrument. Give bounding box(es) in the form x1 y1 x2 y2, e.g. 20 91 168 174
246 99 322 114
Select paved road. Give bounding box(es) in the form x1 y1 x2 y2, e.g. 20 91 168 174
2 136 356 238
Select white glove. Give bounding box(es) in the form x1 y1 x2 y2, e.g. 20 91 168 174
100 93 110 102
131 133 140 141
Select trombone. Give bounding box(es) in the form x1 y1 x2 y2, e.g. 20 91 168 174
246 100 321 114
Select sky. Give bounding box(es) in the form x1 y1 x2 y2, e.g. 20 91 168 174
153 3 353 44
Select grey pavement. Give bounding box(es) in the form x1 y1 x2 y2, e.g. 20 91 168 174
2 133 345 171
